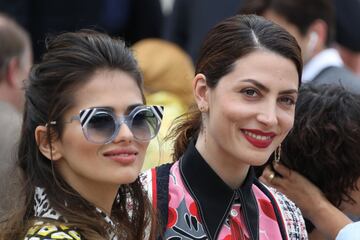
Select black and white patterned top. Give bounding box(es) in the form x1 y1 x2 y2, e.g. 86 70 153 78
24 187 118 240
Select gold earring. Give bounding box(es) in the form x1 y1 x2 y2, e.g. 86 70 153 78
274 144 281 163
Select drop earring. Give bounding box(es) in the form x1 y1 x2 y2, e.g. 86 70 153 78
274 144 281 163
199 105 208 144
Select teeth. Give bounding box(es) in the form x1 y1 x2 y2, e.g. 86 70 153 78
109 153 131 157
243 130 271 141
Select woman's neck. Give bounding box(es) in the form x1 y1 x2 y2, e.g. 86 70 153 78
61 171 119 215
76 182 119 215
195 133 250 189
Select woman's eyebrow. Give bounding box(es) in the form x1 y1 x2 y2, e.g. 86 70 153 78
240 79 298 94
126 103 144 113
279 89 298 95
85 103 143 113
241 79 269 92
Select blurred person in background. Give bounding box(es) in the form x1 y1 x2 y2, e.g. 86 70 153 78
262 163 360 240
164 0 244 63
333 0 360 77
132 38 194 169
240 0 360 93
0 13 32 218
261 84 360 239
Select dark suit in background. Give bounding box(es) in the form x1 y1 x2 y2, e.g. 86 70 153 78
311 66 360 94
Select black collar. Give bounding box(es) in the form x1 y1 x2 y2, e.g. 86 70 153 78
179 140 259 240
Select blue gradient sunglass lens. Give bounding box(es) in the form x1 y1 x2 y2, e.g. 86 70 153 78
131 106 162 141
79 106 163 144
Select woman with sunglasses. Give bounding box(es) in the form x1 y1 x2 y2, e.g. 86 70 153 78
0 30 163 239
142 14 308 239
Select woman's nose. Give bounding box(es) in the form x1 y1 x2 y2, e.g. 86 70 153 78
112 122 134 143
256 102 278 126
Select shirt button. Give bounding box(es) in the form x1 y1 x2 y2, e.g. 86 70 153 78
230 209 238 217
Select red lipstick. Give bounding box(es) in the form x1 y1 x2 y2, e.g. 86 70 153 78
242 129 276 148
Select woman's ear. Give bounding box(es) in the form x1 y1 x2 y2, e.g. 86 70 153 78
35 125 62 161
193 73 209 111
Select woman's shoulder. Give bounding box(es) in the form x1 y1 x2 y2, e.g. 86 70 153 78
141 163 174 186
256 181 308 239
140 163 174 206
24 221 82 240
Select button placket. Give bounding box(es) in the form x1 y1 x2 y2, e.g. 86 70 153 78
230 209 238 217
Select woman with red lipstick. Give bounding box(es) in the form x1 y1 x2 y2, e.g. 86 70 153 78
142 15 308 239
0 30 163 239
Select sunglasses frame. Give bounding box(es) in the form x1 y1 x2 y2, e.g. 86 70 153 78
49 105 164 144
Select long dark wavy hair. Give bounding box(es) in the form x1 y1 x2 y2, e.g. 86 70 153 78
281 84 360 207
166 14 302 161
0 30 157 239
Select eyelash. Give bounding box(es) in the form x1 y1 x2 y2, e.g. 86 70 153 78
278 96 296 106
241 88 260 97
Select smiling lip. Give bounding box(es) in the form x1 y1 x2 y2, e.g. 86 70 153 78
241 129 276 148
103 149 138 164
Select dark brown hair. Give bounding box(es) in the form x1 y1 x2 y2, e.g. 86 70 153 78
167 14 302 161
0 30 157 239
281 84 360 207
239 0 336 46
